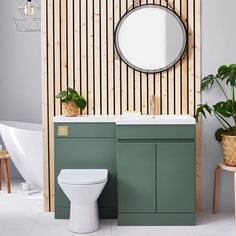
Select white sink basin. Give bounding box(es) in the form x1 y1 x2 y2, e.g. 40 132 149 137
116 115 195 125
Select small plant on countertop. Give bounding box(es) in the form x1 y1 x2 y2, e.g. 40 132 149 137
196 64 236 166
56 87 87 116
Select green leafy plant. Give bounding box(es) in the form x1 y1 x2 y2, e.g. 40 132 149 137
196 64 236 142
56 87 87 110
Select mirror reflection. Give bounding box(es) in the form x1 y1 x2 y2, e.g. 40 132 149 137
115 5 187 73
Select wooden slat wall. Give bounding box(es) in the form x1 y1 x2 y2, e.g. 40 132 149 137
41 0 201 211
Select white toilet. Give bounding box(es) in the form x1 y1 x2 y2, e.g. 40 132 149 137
57 169 108 233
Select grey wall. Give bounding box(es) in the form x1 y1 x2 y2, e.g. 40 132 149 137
202 0 236 212
0 0 41 179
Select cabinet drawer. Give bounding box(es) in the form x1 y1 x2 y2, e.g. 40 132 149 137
55 123 116 138
117 125 195 140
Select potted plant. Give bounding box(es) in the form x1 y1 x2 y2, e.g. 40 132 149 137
56 87 87 117
196 64 236 166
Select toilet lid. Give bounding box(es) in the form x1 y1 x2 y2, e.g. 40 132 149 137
58 169 108 185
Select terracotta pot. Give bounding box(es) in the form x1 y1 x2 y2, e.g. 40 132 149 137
63 101 79 117
222 134 236 166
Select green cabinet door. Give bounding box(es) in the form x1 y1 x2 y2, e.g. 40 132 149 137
117 143 156 213
156 142 195 213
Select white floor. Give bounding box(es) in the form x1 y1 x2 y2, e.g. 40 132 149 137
0 181 236 236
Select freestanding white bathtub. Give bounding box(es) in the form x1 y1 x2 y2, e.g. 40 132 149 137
0 121 43 189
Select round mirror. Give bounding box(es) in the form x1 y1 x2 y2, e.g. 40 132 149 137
115 5 187 73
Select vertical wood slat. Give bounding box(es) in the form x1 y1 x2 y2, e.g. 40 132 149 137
168 69 175 114
147 0 154 115
195 0 201 212
128 0 134 112
167 0 175 115
154 0 161 115
61 0 67 92
181 0 188 114
114 0 121 114
108 0 114 114
160 0 168 115
74 0 81 94
101 0 107 114
174 0 181 115
81 0 87 114
54 0 61 115
94 0 101 114
42 0 201 212
134 0 141 113
68 0 74 88
60 0 68 160
88 0 94 114
41 0 50 212
120 0 127 113
140 0 148 114
188 0 194 116
47 0 55 212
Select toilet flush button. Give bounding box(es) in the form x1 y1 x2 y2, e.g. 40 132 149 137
58 126 69 136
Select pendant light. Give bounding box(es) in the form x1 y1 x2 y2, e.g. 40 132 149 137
14 0 41 32
23 0 34 16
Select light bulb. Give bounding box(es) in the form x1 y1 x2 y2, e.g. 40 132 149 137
24 1 34 16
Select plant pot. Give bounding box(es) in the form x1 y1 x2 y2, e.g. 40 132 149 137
63 102 79 117
222 134 236 166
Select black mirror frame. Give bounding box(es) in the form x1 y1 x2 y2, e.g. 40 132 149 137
114 4 188 73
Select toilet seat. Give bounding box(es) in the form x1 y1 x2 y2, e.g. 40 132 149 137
58 169 108 185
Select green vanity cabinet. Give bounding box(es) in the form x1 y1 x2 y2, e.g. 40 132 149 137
54 123 117 219
54 118 196 226
117 125 196 226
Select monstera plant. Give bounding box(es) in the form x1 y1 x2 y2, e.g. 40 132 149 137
196 64 236 166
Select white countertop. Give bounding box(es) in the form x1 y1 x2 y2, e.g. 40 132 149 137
53 115 118 123
53 115 196 125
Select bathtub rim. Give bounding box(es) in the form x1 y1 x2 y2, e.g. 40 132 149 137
0 120 42 133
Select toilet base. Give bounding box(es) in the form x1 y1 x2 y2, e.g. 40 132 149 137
68 202 99 233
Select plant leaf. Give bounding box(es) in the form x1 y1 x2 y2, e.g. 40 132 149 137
67 87 78 95
201 75 215 91
62 98 69 102
213 101 232 118
74 98 87 109
195 104 212 122
217 64 236 86
229 64 236 70
67 93 72 101
56 90 67 99
71 93 78 101
215 128 229 142
218 65 230 77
